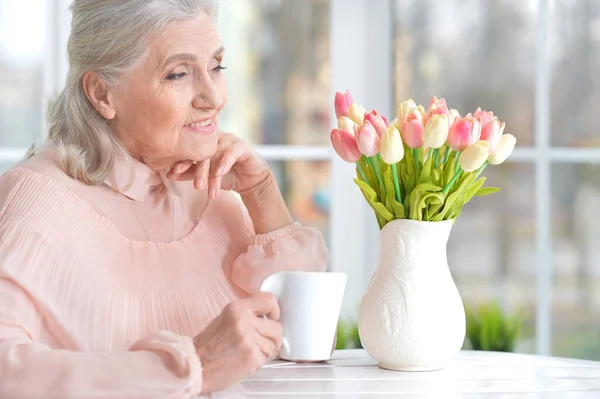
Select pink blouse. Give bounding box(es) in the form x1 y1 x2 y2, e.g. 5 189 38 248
0 146 329 398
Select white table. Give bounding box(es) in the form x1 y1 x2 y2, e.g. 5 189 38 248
211 349 600 398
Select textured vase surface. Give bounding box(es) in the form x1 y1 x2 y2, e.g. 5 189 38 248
358 219 466 371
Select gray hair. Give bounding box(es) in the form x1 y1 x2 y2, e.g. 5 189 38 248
27 0 219 185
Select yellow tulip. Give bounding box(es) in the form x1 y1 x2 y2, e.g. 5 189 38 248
459 141 490 172
337 116 357 133
422 114 449 149
348 102 366 126
380 124 404 164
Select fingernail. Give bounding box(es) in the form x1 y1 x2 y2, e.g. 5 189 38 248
216 167 224 176
175 164 183 174
199 178 207 190
209 188 216 199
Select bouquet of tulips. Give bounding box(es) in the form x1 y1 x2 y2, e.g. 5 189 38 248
330 90 517 229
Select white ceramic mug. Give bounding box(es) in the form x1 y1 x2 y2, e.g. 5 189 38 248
260 271 347 362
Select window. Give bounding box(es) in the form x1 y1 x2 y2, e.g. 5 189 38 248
0 0 47 161
0 0 334 249
217 0 332 246
391 0 600 359
393 0 539 354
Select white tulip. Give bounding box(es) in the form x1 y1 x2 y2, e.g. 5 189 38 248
459 141 490 172
488 134 517 165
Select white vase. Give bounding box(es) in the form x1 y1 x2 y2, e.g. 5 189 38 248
358 219 465 371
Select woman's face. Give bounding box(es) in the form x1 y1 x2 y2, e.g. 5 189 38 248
110 11 227 170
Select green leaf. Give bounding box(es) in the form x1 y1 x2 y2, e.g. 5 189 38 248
417 192 444 221
419 155 434 184
442 157 456 187
426 200 445 221
446 176 486 220
432 169 441 186
403 144 417 179
353 179 395 222
412 183 441 193
383 167 405 219
433 173 477 221
408 183 442 221
475 187 501 197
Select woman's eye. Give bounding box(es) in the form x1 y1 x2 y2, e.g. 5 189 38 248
212 64 227 73
166 72 187 80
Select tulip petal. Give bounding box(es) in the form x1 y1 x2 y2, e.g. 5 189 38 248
459 141 490 172
380 125 404 164
423 114 449 149
488 134 517 165
330 128 361 163
334 90 353 120
357 123 380 157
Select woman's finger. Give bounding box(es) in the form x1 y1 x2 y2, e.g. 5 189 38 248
216 141 242 178
208 142 240 198
173 160 194 175
166 164 197 181
255 318 283 353
194 159 211 190
254 334 279 361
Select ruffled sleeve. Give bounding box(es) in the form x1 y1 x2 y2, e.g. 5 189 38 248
0 257 204 399
230 221 329 294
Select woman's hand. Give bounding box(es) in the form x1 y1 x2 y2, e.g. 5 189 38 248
167 132 270 199
194 292 283 394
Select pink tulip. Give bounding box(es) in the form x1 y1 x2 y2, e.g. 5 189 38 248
447 116 480 151
480 117 505 152
334 90 354 120
330 128 361 162
356 123 380 157
426 96 449 124
473 108 493 129
402 108 424 148
364 110 387 137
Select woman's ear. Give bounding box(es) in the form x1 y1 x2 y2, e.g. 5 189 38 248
82 71 116 120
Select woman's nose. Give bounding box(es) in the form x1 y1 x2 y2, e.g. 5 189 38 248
192 75 223 111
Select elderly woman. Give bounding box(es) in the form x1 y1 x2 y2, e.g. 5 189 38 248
0 0 329 397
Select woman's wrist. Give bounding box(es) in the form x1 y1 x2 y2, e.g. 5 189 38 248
239 173 293 235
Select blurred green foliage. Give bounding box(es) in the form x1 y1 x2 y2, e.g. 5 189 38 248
336 319 362 350
465 301 521 352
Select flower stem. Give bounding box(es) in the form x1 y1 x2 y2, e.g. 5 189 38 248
355 161 368 183
368 156 387 200
434 148 441 168
475 161 489 179
391 163 402 204
443 147 452 165
412 148 420 177
454 151 461 174
442 169 463 196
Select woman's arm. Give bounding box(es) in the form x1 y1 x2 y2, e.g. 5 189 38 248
238 173 293 235
0 278 203 399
